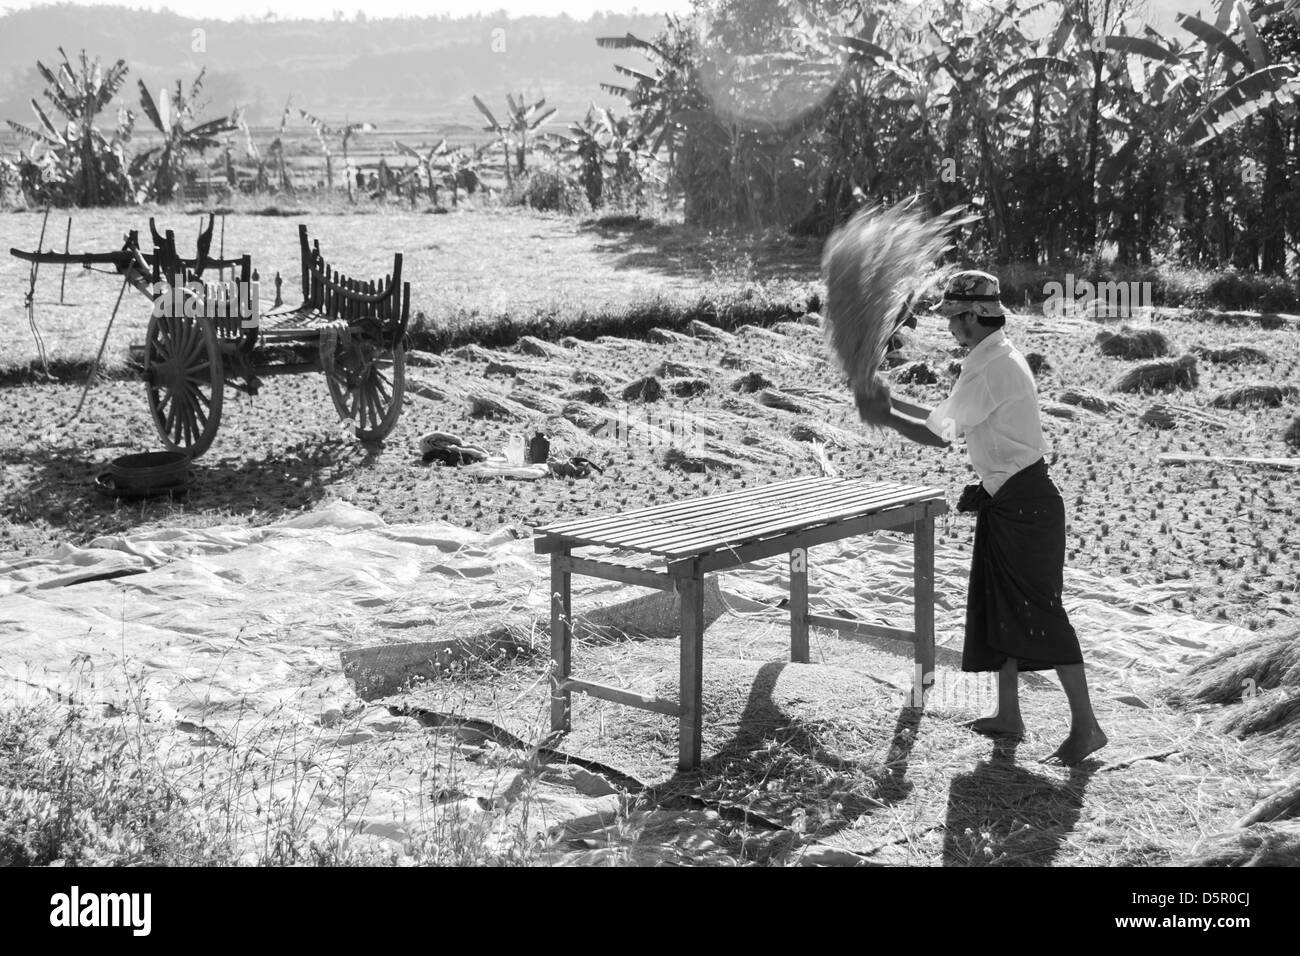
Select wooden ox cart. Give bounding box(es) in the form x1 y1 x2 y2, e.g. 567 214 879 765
10 215 410 458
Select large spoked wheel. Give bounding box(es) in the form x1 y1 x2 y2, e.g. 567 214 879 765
325 336 406 441
144 312 224 459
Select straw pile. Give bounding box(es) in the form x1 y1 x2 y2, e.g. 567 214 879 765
1138 401 1229 431
1109 353 1198 393
1095 326 1170 359
1237 776 1300 827
1192 342 1269 365
1168 628 1300 708
562 385 610 406
821 201 967 402
622 376 663 402
516 335 567 359
668 378 711 398
687 319 731 342
1041 402 1078 420
467 388 532 420
893 360 938 385
1207 383 1299 410
1056 388 1118 413
1139 404 1177 429
1167 628 1300 759
731 371 774 393
1182 822 1300 866
1169 628 1300 865
655 360 705 378
757 388 815 414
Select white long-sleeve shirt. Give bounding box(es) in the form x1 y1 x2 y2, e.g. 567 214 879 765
925 329 1050 495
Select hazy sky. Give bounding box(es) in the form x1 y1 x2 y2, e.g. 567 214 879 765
0 0 692 18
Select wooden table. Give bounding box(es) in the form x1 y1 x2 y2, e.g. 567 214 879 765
534 477 948 770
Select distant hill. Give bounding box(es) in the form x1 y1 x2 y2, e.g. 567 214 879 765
0 4 669 131
0 0 1240 142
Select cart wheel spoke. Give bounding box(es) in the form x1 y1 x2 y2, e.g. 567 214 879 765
358 388 372 429
171 392 186 445
176 389 192 446
357 388 372 428
170 317 194 366
190 389 209 430
164 395 179 436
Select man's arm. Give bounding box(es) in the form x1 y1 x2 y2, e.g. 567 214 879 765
882 409 950 447
890 395 933 420
855 381 950 447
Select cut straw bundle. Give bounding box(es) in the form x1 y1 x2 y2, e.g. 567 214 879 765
821 201 970 400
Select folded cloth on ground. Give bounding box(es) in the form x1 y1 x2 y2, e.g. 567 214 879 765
422 446 489 466
462 457 550 480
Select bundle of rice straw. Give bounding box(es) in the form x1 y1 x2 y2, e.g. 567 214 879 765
1208 383 1300 409
1108 353 1199 393
1192 342 1269 365
1056 388 1119 413
1095 326 1170 359
822 201 971 402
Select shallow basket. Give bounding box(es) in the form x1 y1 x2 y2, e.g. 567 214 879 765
108 451 191 491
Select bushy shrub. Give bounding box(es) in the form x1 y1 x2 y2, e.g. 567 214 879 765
515 167 586 214
1205 271 1297 312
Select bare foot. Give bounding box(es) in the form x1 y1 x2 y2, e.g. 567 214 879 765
965 715 1025 738
1042 724 1108 765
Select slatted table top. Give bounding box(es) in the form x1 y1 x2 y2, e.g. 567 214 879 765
536 477 946 559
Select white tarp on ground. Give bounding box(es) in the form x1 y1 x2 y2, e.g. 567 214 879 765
1 499 1248 732
0 499 1257 862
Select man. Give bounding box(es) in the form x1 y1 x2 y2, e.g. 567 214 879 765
857 270 1107 765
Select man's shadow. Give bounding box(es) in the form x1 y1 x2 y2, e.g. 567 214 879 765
941 736 1095 866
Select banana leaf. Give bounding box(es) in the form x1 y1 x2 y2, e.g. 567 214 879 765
1180 65 1300 146
1177 12 1253 72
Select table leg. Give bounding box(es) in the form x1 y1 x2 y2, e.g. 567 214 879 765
790 546 808 663
913 516 936 706
678 574 705 771
550 549 572 733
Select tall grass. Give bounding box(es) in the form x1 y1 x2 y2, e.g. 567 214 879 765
0 667 558 866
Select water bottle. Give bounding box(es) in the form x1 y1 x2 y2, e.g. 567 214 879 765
528 431 550 464
506 433 526 466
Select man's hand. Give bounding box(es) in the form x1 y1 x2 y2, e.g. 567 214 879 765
854 378 892 426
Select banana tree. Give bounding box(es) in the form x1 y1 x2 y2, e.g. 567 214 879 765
5 48 134 205
260 97 295 194
1175 1 1300 272
471 92 556 184
134 69 239 202
597 19 705 169
394 138 450 201
299 109 376 201
547 110 606 208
